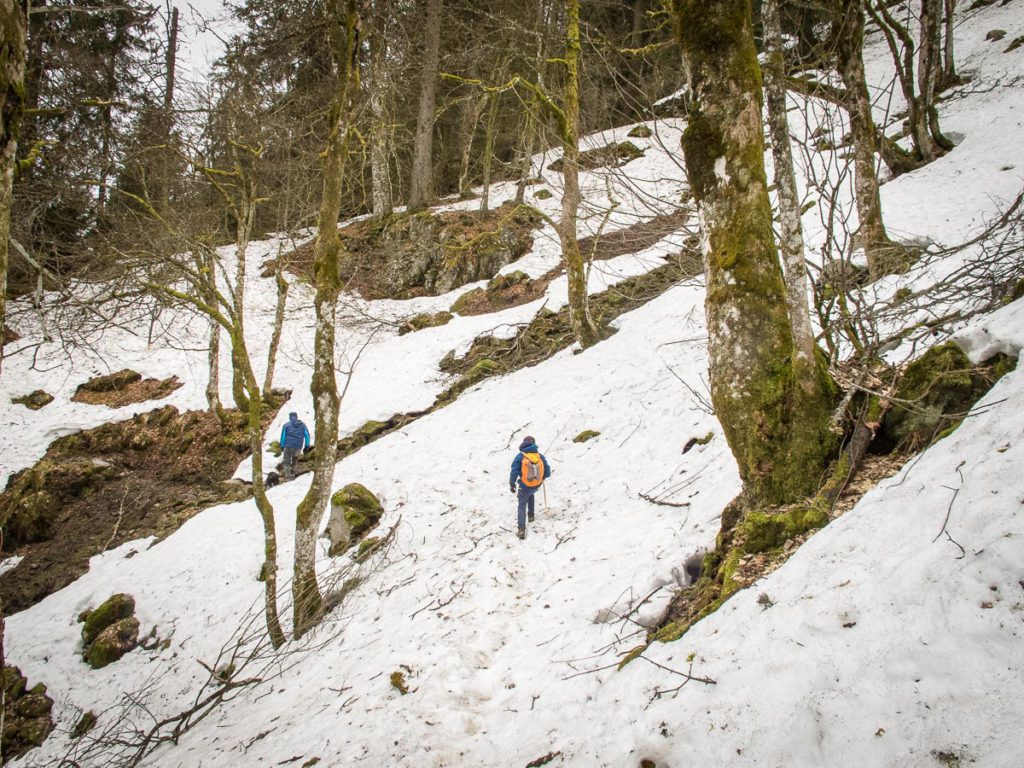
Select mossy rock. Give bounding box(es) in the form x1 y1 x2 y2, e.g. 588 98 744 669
1006 35 1024 53
399 311 453 336
76 369 141 394
330 483 384 541
738 506 829 554
72 711 97 739
84 617 140 669
450 288 486 315
464 358 500 383
390 670 410 695
352 420 389 444
1 666 54 760
0 459 117 550
80 593 136 645
12 390 54 410
267 440 283 458
880 342 1015 451
548 141 645 172
573 430 601 443
533 188 553 200
627 124 653 138
487 271 530 292
354 536 382 563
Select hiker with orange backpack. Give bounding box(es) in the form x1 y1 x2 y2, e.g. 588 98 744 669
509 436 552 540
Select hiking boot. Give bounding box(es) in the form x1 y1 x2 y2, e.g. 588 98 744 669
517 528 526 540
527 512 535 522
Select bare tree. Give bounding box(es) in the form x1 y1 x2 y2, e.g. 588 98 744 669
407 0 443 209
763 0 816 364
292 0 362 640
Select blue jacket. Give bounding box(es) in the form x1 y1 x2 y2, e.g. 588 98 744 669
510 442 552 489
280 415 311 450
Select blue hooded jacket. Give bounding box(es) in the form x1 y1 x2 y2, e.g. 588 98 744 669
280 413 311 450
510 441 552 490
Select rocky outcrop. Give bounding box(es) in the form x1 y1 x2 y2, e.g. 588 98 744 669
1 666 54 761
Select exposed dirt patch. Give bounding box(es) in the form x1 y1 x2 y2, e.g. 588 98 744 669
71 369 183 408
0 404 279 614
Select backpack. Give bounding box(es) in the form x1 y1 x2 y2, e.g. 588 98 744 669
521 452 544 488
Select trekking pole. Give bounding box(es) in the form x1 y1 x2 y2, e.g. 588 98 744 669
543 482 549 515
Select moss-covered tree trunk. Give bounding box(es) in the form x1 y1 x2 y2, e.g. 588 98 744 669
478 89 499 213
673 0 836 506
763 0 816 366
0 0 27 380
293 0 361 640
559 0 599 348
833 0 898 279
941 0 958 88
407 0 442 210
262 254 288 398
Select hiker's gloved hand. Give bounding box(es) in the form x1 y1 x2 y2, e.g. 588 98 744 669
509 484 516 494
303 445 313 455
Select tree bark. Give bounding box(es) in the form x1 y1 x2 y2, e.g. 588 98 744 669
918 0 954 150
833 0 898 279
560 0 599 348
941 0 958 88
206 319 225 418
368 1 393 218
763 0 816 366
0 0 27 380
407 0 442 210
478 90 499 213
673 0 836 506
293 0 360 640
262 254 288 398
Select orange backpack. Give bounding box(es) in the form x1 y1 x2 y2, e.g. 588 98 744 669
521 452 544 488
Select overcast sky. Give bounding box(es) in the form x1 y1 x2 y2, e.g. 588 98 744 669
173 0 233 79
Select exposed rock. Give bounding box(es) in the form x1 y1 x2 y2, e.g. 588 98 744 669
80 593 136 645
72 370 183 408
1 666 54 761
84 617 140 669
573 430 601 443
1006 35 1024 53
75 369 141 394
627 124 653 138
315 204 542 299
327 484 384 556
11 390 54 410
547 141 644 173
487 270 530 292
0 459 118 549
880 342 1017 451
985 29 1006 41
533 188 552 200
72 711 97 739
451 288 486 315
398 311 453 336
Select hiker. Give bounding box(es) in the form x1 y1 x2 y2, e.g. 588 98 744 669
279 412 311 480
509 436 552 540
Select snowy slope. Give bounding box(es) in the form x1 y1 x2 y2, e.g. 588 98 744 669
2 3 1024 768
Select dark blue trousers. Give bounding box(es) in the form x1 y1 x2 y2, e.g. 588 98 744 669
517 486 538 529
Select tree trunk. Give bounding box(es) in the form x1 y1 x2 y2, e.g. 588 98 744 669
478 90 499 213
262 254 288 398
560 0 599 348
0 0 27 380
456 91 485 198
763 0 816 366
293 0 360 640
918 0 954 150
206 319 225 419
674 0 836 506
407 0 443 210
368 2 393 218
834 0 898 279
942 0 958 88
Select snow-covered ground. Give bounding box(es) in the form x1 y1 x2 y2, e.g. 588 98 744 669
3 3 1024 767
